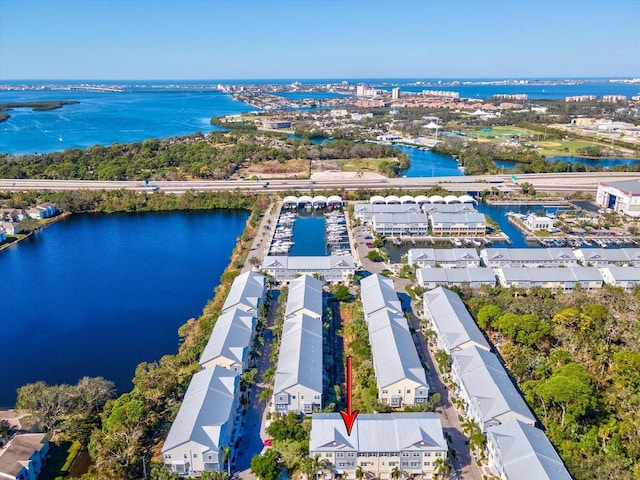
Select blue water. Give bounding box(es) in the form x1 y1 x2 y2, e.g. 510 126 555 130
476 203 560 248
0 210 248 407
1 79 638 155
397 145 463 177
0 88 252 155
275 91 350 100
288 213 327 256
495 156 640 169
374 81 640 100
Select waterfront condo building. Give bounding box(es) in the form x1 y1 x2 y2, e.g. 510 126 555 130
486 420 572 480
480 248 578 269
261 255 355 283
496 266 604 291
272 274 324 414
450 346 536 432
422 287 490 354
361 274 429 406
416 267 497 290
221 271 267 316
162 366 240 476
309 413 447 480
199 307 256 372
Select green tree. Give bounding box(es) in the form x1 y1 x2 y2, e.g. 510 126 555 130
250 448 281 480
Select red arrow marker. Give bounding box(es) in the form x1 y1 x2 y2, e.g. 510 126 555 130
339 356 359 435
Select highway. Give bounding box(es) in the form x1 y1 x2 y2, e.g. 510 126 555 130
0 172 638 194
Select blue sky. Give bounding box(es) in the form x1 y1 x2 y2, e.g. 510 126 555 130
1 0 639 80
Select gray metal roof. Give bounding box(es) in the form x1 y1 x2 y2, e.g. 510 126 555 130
499 266 604 283
418 267 496 285
452 346 535 427
601 180 640 194
162 365 238 453
309 413 446 452
222 271 266 314
369 310 428 388
487 420 572 480
430 212 486 224
360 273 402 316
422 203 477 213
373 213 429 224
199 308 255 367
263 255 355 271
355 204 423 215
481 248 577 263
433 248 481 263
423 287 490 352
601 266 640 281
273 314 323 394
285 275 324 319
575 247 640 263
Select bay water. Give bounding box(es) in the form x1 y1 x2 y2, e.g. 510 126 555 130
0 210 248 407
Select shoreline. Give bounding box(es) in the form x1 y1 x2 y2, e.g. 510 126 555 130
0 211 71 253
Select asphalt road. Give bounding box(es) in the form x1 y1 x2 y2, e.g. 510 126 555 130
1 171 638 194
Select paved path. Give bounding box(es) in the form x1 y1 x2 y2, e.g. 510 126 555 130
242 200 280 274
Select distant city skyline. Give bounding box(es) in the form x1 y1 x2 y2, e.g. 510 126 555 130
1 0 639 80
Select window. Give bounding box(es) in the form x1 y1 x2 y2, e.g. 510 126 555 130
407 389 411 393
315 395 320 399
347 453 355 458
165 454 171 459
208 455 213 460
193 454 198 458
184 454 188 459
382 389 388 394
402 452 410 457
326 453 333 458
424 462 430 466
435 452 443 457
413 452 420 457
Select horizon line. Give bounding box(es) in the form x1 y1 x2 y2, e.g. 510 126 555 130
2 76 640 83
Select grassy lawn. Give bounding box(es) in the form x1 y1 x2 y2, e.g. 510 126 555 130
466 126 535 139
40 440 81 480
334 157 398 172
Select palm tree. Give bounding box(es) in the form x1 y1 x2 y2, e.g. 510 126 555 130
355 465 364 480
468 429 486 461
390 466 401 479
221 445 232 477
433 458 451 479
460 418 479 437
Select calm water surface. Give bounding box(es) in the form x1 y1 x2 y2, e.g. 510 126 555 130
0 210 248 407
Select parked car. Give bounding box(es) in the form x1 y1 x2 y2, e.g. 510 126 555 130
366 242 374 247
263 439 273 447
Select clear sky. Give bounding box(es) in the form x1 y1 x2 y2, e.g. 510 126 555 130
1 0 639 80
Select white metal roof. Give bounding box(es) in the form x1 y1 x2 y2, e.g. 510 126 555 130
273 313 323 394
327 195 343 205
199 308 255 367
360 273 402 316
481 248 577 263
423 287 490 352
487 420 572 480
385 195 401 204
286 274 324 319
443 195 460 203
452 346 536 427
418 267 496 286
370 195 386 204
309 413 446 453
369 310 428 388
499 266 604 284
162 365 238 453
400 195 416 204
222 271 266 314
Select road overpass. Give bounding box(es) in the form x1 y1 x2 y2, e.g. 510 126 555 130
0 172 638 195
